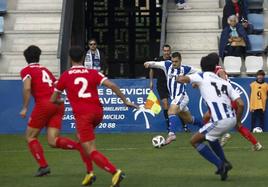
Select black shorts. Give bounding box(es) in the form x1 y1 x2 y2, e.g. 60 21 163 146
157 83 169 100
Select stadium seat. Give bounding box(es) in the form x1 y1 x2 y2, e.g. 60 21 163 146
247 35 264 54
223 56 242 74
247 0 264 10
0 16 3 34
245 56 264 74
0 0 6 14
248 13 264 33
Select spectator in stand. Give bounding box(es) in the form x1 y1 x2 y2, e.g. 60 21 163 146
175 0 192 10
84 39 108 75
250 70 268 131
222 0 253 33
219 15 250 60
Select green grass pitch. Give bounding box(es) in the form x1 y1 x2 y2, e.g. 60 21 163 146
0 133 268 187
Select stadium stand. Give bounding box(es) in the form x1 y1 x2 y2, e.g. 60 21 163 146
247 34 264 54
0 0 62 80
224 56 242 74
248 13 264 33
165 0 268 75
245 55 264 74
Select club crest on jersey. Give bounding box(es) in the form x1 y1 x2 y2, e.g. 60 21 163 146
199 81 249 123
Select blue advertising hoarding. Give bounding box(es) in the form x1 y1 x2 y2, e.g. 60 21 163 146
0 78 267 134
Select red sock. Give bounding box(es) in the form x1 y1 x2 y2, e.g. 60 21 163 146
76 143 93 173
55 137 78 149
28 139 48 168
90 150 117 174
238 125 258 145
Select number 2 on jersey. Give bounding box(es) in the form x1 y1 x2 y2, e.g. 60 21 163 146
74 77 92 98
42 70 53 87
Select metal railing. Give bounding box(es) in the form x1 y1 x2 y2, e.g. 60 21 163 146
159 0 168 56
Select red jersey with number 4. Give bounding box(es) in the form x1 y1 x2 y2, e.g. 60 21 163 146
55 66 107 114
20 63 56 102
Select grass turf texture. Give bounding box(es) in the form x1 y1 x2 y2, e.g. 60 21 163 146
0 133 268 187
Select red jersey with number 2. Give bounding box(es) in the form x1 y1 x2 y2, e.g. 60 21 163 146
55 66 107 114
20 63 56 102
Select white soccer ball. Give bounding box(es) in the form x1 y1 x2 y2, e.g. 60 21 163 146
253 127 263 133
152 135 165 148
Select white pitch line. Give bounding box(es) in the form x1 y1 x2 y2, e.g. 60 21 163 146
0 146 258 153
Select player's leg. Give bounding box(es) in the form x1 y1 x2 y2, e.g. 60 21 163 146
47 104 94 181
26 104 51 177
236 124 262 151
26 126 50 176
190 132 228 180
165 104 179 144
77 112 125 187
161 98 170 131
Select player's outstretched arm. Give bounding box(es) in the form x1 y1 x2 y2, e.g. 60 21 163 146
20 77 31 118
176 75 190 84
235 98 244 126
102 79 139 109
50 91 64 105
144 61 166 71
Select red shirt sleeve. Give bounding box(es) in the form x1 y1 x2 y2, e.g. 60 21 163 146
20 67 31 81
55 72 67 92
93 70 107 86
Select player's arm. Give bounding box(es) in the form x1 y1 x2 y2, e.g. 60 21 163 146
50 91 64 105
217 69 228 80
20 77 31 118
102 79 138 108
176 75 190 84
228 84 244 125
234 98 244 126
144 61 166 72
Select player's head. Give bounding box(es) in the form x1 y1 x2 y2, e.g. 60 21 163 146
207 53 220 65
88 38 97 51
200 55 217 72
171 52 182 68
69 46 85 64
162 44 171 60
256 69 265 83
23 45 42 64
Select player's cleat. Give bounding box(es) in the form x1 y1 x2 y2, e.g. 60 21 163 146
218 162 230 181
215 161 232 175
220 133 231 146
81 172 96 186
34 166 51 177
252 142 263 151
164 133 176 145
111 169 125 187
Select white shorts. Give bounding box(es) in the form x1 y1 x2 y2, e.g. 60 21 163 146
199 117 236 141
170 93 189 112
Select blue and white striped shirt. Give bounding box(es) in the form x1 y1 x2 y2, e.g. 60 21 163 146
147 60 198 99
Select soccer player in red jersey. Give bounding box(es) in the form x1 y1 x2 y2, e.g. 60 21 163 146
51 46 138 187
202 53 262 151
20 45 93 177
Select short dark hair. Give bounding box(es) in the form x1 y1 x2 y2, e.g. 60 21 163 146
88 38 97 44
200 55 217 72
162 44 171 49
69 46 84 63
171 52 182 61
257 69 265 76
23 45 41 64
207 53 220 65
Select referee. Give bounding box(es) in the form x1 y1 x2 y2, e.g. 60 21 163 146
150 45 188 131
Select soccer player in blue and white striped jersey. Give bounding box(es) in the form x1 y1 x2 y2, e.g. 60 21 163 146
177 54 244 181
144 52 203 144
